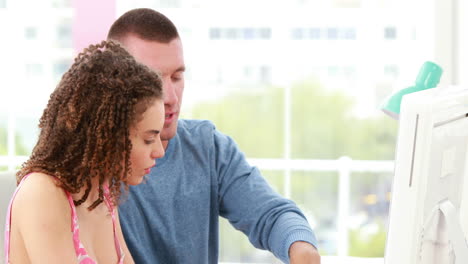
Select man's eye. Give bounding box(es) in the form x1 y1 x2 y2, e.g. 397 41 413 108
172 74 183 81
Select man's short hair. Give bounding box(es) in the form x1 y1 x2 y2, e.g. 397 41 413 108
107 8 179 43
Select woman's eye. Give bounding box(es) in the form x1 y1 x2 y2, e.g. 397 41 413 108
144 140 155 145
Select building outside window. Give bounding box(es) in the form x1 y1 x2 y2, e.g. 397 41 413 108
384 26 397 40
24 26 37 40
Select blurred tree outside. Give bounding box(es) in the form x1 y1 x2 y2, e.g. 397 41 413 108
0 126 29 156
190 79 397 160
0 125 8 155
290 79 397 160
0 126 29 172
191 84 285 158
348 220 387 257
189 79 398 261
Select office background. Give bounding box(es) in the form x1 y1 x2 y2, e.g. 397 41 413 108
0 0 466 263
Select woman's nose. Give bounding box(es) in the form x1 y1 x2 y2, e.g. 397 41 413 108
151 140 165 159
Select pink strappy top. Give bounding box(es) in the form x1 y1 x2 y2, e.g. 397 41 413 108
4 173 125 264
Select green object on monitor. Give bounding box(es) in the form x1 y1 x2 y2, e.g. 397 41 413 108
381 61 443 119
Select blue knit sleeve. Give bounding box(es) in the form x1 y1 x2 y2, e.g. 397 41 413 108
212 128 318 263
269 212 318 263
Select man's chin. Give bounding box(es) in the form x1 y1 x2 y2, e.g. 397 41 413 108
161 126 178 141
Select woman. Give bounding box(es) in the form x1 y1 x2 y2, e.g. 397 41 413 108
4 40 165 263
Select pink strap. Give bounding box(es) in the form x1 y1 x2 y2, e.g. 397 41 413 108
102 185 124 262
4 174 124 264
65 184 124 263
4 173 30 264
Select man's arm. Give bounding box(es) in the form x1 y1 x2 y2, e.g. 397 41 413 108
268 211 318 263
213 128 319 263
289 241 321 264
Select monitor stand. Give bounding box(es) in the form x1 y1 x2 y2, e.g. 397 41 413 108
419 199 468 264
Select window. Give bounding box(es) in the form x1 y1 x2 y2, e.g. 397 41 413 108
159 0 180 7
242 28 255 39
327 65 339 76
225 28 238 40
0 118 7 171
53 60 71 79
384 64 399 78
309 27 321 39
25 63 43 77
341 27 356 39
259 28 271 39
259 65 271 83
209 28 221 39
24 27 37 40
343 66 356 78
57 19 72 48
292 28 304 40
243 66 252 80
327 27 338 39
384 26 397 39
52 0 71 8
0 118 6 156
209 27 272 40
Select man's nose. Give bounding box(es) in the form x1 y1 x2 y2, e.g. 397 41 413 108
163 78 178 106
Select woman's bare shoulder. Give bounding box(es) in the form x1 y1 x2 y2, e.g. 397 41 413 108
12 172 70 216
10 172 79 262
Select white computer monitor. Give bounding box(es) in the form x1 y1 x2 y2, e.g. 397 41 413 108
385 85 468 264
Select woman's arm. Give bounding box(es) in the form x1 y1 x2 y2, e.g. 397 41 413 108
115 208 135 264
12 173 78 263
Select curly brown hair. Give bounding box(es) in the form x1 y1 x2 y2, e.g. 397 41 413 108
17 40 163 210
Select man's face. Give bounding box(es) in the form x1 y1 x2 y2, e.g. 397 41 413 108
122 36 185 147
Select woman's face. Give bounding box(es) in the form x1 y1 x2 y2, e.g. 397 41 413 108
128 99 165 185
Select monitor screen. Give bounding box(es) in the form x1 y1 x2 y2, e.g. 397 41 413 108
385 86 468 264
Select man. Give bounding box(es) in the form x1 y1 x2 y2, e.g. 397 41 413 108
108 8 320 264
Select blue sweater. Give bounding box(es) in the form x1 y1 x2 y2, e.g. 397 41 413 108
119 119 317 263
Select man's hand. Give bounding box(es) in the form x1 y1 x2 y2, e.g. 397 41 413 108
289 241 321 264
